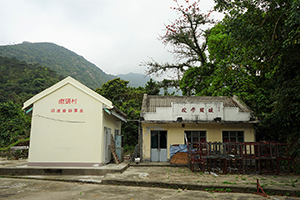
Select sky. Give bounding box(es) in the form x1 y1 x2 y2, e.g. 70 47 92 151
0 0 223 77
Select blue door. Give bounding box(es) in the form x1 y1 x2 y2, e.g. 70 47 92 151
151 131 167 162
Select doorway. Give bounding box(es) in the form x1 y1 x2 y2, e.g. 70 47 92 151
151 130 167 162
104 127 111 163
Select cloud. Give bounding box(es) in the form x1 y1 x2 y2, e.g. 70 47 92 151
0 0 221 76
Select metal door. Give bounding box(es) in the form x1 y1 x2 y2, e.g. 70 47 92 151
104 127 111 163
151 131 167 162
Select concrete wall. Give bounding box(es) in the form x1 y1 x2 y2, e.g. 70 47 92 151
103 111 122 137
142 102 250 122
28 83 105 167
141 122 255 161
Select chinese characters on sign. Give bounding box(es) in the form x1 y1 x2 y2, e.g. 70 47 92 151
180 106 218 114
58 98 77 104
51 98 83 113
51 108 84 113
173 103 222 121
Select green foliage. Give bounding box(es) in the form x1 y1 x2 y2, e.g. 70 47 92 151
0 56 63 148
0 102 31 148
0 138 29 151
96 78 148 146
159 79 178 96
144 79 160 95
179 63 216 96
0 56 63 104
142 0 215 91
186 0 300 171
178 0 300 171
95 78 131 107
96 78 163 146
123 145 135 155
222 181 236 185
0 42 115 89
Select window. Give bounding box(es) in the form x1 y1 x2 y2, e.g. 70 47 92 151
185 131 206 144
115 129 120 136
222 131 244 142
151 131 167 149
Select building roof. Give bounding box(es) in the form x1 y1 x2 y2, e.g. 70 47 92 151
23 76 127 121
141 94 253 114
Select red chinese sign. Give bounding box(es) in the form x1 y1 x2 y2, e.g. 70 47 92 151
180 107 216 114
51 108 84 113
58 98 77 104
51 98 83 113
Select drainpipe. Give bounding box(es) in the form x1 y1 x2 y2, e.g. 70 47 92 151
139 120 143 162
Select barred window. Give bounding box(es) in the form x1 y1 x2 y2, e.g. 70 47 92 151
222 131 244 142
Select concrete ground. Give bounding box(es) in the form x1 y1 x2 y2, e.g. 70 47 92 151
0 158 299 199
0 177 295 200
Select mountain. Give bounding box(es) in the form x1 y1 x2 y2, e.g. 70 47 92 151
0 56 63 104
0 42 115 89
117 73 151 88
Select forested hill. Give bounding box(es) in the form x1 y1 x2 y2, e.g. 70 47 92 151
118 73 151 87
0 56 63 104
0 42 116 89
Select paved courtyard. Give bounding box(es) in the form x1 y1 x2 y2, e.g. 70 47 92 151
0 158 299 199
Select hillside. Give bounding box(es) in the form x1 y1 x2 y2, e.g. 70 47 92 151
0 42 115 89
117 73 151 88
0 56 63 104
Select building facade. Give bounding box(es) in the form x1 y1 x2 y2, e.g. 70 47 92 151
140 95 258 162
23 76 126 167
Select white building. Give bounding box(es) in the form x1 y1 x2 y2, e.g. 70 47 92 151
23 76 126 167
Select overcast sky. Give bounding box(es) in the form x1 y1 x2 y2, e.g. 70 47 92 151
0 0 222 76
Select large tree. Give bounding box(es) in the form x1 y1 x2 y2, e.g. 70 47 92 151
179 0 300 168
0 101 31 148
141 0 215 82
211 0 300 140
96 78 160 147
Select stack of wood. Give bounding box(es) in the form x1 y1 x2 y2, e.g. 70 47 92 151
170 152 189 164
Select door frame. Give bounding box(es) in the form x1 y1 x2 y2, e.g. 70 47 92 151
150 130 167 162
104 127 111 163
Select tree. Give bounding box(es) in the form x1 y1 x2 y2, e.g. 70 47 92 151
95 78 130 108
203 0 300 170
141 0 215 83
0 101 31 148
180 0 300 141
96 78 145 147
0 56 62 104
144 78 160 95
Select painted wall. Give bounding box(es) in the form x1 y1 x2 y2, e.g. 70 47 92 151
102 111 122 162
28 83 105 166
103 111 122 136
142 102 250 122
141 122 255 161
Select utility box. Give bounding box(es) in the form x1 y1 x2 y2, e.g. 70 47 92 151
115 135 123 162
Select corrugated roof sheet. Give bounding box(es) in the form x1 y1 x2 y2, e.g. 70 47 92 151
141 95 252 113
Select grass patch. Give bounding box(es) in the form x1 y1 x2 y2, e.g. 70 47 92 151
261 183 268 187
0 138 29 151
223 181 237 185
225 188 233 192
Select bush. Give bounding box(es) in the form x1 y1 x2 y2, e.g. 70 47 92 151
124 145 135 155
